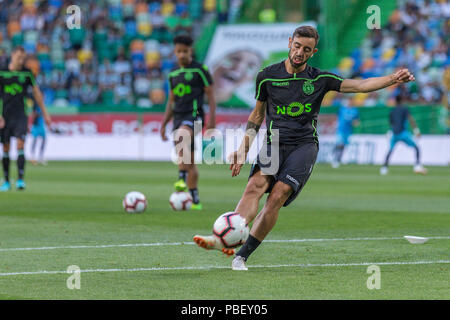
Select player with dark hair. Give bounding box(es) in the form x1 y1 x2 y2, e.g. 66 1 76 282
0 46 51 191
193 26 416 270
160 35 217 210
380 95 427 175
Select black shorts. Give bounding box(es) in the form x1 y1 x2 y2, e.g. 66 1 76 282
172 113 204 152
249 142 319 207
0 117 28 144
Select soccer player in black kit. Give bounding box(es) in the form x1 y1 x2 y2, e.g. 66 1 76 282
193 26 416 270
160 35 217 210
0 46 51 191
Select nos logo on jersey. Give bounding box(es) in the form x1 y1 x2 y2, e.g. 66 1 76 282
173 83 191 97
4 83 23 95
276 102 312 117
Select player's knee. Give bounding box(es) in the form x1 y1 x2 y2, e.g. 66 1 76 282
268 183 292 207
244 178 267 199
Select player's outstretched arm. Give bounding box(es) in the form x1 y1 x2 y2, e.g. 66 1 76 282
32 85 51 126
340 68 415 93
204 85 216 130
160 91 175 141
228 100 266 177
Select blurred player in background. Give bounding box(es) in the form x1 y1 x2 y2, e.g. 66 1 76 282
0 46 51 191
331 98 360 168
30 102 47 166
160 35 217 210
380 95 427 175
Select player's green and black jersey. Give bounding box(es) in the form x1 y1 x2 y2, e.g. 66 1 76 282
0 64 36 120
168 60 213 117
256 61 343 145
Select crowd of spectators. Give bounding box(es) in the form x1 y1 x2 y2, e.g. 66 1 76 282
0 0 216 108
325 0 449 107
0 0 447 109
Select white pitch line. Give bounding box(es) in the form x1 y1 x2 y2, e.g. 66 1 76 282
0 260 448 277
0 236 449 252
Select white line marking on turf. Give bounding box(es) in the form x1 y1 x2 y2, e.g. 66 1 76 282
0 236 449 252
0 260 448 276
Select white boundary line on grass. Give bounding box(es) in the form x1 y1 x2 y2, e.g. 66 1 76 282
0 260 449 277
0 236 449 252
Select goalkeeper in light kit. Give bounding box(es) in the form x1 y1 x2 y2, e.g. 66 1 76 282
193 26 416 270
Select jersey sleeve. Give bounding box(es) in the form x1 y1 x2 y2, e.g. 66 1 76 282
254 69 268 101
25 69 37 87
168 72 176 90
324 72 344 92
200 64 213 87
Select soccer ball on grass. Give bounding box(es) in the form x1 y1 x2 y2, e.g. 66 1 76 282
123 191 147 213
212 212 249 248
169 191 193 211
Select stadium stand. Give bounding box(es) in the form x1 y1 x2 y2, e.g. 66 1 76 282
325 0 449 107
0 0 217 109
0 0 447 110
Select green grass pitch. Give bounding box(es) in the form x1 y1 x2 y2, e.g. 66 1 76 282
0 161 448 299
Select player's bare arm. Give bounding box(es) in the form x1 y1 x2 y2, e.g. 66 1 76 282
229 100 266 177
204 85 216 130
340 68 415 93
0 116 4 129
160 90 175 141
32 85 51 127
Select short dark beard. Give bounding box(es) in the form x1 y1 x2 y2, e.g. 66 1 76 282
288 48 308 69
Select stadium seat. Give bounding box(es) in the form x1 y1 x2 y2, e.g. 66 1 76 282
204 0 216 12
125 21 137 36
165 15 180 30
161 1 175 16
137 22 152 36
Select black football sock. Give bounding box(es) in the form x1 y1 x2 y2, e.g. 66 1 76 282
236 235 261 261
2 152 10 182
17 150 25 180
189 188 200 204
178 170 188 182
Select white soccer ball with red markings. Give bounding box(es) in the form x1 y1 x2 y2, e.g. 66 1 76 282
169 191 193 211
212 212 249 248
122 191 147 213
